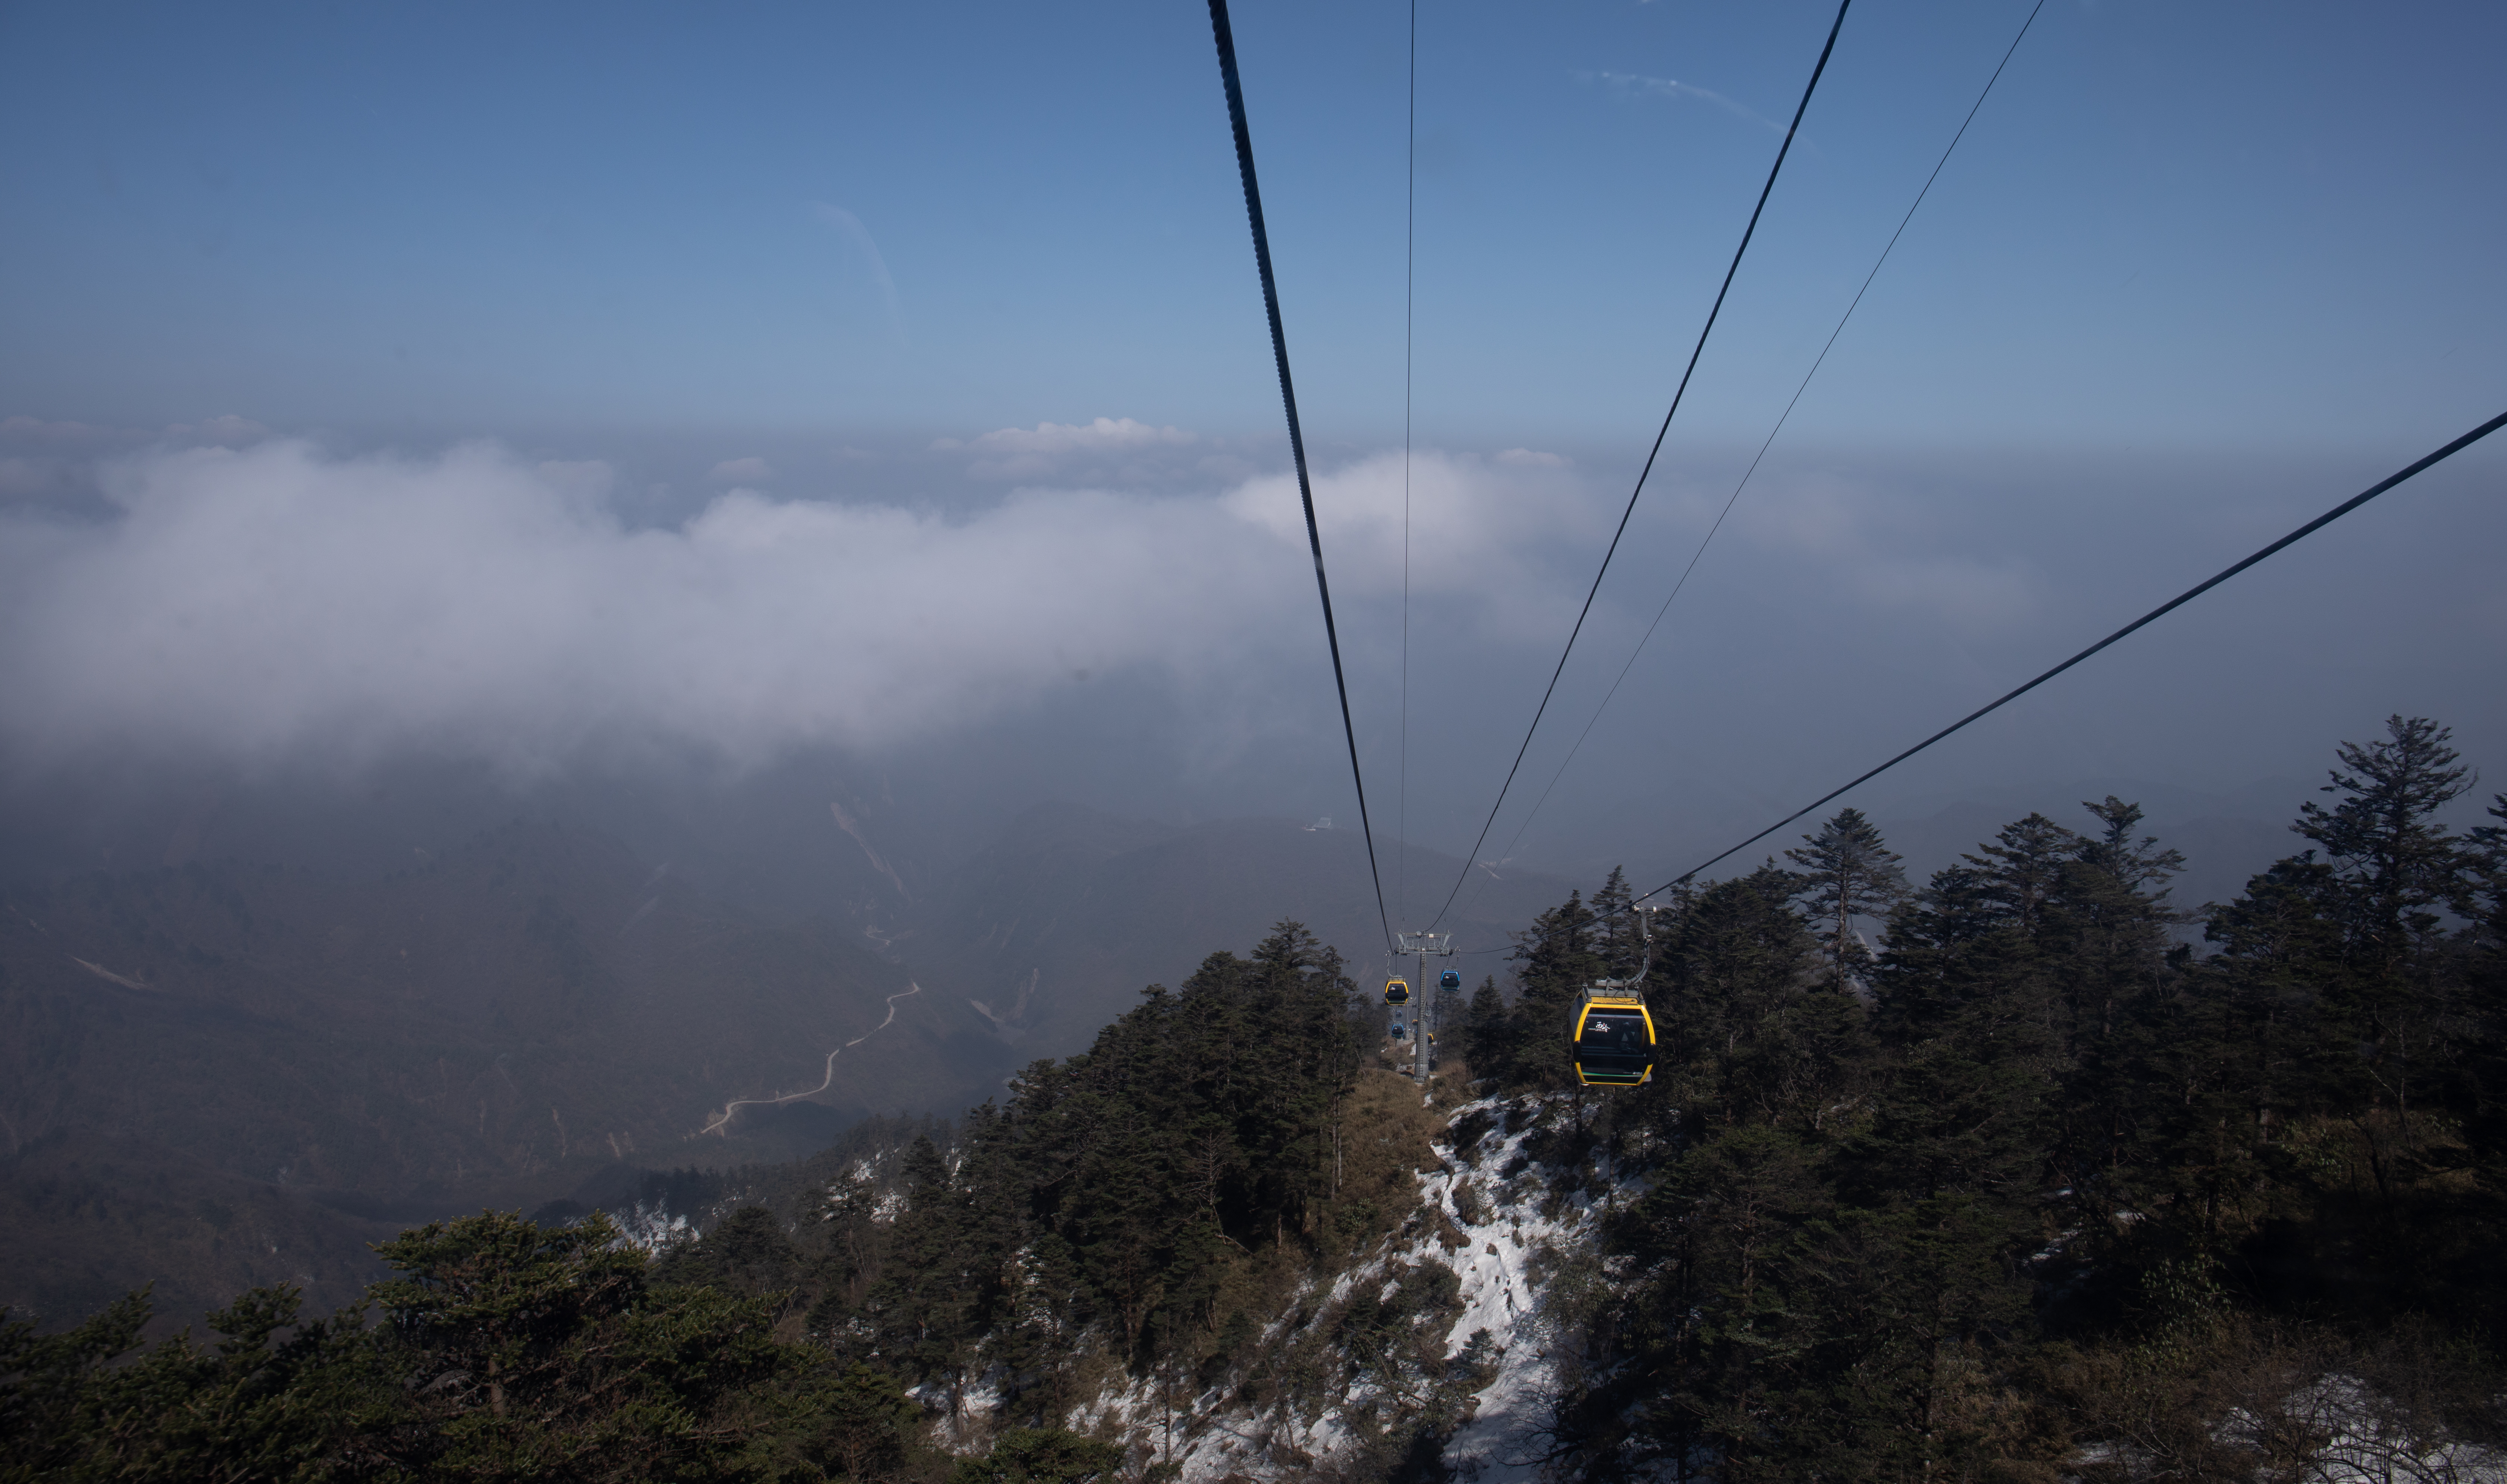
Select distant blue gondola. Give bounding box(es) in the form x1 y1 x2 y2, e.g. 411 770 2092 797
1439 969 1462 991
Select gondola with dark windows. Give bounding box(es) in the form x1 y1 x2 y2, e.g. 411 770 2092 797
1572 987 1656 1087
1383 977 1411 1006
1439 969 1462 991
1570 905 1662 1087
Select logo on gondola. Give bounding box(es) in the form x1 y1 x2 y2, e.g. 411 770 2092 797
1383 978 1411 1005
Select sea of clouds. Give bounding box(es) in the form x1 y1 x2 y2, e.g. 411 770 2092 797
0 429 1610 776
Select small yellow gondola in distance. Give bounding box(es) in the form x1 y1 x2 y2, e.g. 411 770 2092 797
1572 985 1655 1087
1383 977 1411 1006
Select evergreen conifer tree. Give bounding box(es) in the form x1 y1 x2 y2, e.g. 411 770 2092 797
1505 890 1606 1089
2288 717 2473 1190
2039 798 2185 1217
1784 807 1909 990
1592 866 1647 981
2295 715 2475 959
1460 976 1508 1082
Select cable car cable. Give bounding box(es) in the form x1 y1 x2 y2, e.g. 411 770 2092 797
1630 407 2507 906
1424 0 1856 934
1398 0 1419 929
1205 0 1395 953
1449 0 2047 928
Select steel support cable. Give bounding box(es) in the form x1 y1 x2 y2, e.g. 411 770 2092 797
1398 0 1419 928
1628 408 2507 907
1449 0 2048 929
1424 0 1855 933
1206 0 1394 954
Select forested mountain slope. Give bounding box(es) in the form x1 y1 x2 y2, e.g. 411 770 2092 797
582 715 2507 1479
12 715 2507 1481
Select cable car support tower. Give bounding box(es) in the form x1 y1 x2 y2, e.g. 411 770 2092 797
1396 930 1456 1081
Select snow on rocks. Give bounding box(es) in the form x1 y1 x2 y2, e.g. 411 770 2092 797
1432 1093 1645 1483
1060 1087 1639 1483
612 1199 692 1253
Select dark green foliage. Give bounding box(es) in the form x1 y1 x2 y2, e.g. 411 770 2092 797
1785 805 1910 988
1652 867 1859 1133
2463 792 2507 1187
371 1209 859 1480
1502 887 1607 1089
1 919 1385 1480
1459 976 1507 1080
817 1363 923 1483
1549 716 2507 1480
652 1206 807 1301
943 1427 1122 1484
2295 715 2475 953
0 1284 399 1483
21 725 2507 1481
0 1208 943 1482
802 921 1363 1412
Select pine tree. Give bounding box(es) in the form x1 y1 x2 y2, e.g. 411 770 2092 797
868 1134 988 1389
1962 812 2082 936
2461 793 2507 1206
2041 799 2186 1217
1856 849 2055 1210
1506 889 1606 1090
946 1425 1126 1484
370 1209 819 1480
1593 866 1648 981
2295 714 2474 964
2291 717 2475 1182
1784 808 1910 990
652 1204 803 1299
1460 976 1508 1082
0 1284 399 1481
819 1362 924 1482
1650 867 1856 1132
2166 856 2347 1243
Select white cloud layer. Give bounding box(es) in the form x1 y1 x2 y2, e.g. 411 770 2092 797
1 429 2269 794
0 441 1634 776
938 417 1197 480
0 441 1321 772
949 417 1196 455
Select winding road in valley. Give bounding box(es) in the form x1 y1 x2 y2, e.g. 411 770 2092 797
698 980 924 1137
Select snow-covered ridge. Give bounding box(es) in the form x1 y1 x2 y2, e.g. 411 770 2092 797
613 1200 692 1253
1058 1087 1639 1483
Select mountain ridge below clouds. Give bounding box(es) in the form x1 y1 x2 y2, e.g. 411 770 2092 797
0 789 1574 1335
0 817 942 1330
0 757 2342 1337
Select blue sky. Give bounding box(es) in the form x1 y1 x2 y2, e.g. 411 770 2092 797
7 0 2500 449
2 0 2502 890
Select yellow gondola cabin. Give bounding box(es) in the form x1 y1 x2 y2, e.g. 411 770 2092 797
1572 985 1655 1087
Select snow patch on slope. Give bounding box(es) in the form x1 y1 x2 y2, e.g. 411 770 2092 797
1059 1088 1640 1483
1431 1095 1646 1484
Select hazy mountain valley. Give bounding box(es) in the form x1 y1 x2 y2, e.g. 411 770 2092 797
9 716 2507 1481
0 768 1574 1335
